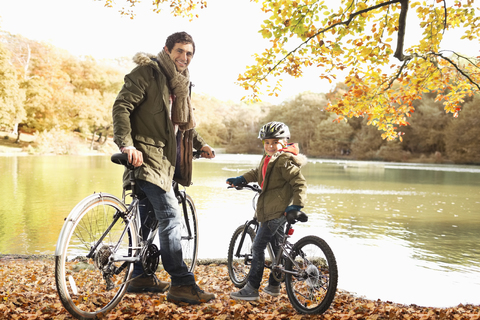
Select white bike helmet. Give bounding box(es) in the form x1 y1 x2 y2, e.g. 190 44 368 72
258 121 290 140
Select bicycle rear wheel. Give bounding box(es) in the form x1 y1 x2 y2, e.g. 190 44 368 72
179 194 198 272
227 225 256 288
285 235 338 315
55 193 138 319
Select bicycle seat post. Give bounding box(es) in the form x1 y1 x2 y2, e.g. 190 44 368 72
128 169 137 199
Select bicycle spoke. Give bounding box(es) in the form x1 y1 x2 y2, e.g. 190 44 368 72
179 194 198 272
227 225 256 288
285 236 338 314
55 194 137 319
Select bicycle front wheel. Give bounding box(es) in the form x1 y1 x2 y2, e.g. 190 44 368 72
285 235 338 315
227 225 256 288
179 194 198 272
55 193 138 319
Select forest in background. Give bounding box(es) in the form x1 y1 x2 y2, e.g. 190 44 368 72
1 31 479 164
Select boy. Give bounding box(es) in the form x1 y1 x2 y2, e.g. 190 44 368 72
226 121 307 300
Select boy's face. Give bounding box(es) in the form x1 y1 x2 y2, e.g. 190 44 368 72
164 42 194 72
263 139 284 156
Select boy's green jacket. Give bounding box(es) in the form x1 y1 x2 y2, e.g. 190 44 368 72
242 144 307 223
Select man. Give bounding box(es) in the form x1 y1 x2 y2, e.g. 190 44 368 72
112 31 215 304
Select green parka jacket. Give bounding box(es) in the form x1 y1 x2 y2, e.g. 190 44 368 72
242 144 307 223
112 52 206 191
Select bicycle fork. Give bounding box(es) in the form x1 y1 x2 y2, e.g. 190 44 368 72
235 220 259 263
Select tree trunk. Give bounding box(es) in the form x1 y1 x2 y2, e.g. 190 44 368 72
90 128 97 151
14 123 20 143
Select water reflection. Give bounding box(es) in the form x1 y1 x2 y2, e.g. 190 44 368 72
0 154 479 307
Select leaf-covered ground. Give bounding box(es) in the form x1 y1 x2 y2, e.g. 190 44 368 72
1 256 479 320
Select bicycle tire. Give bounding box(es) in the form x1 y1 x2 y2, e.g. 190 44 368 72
179 194 198 272
227 225 256 288
285 235 338 315
55 193 137 320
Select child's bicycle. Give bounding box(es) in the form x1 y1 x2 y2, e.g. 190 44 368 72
227 183 338 314
54 152 200 320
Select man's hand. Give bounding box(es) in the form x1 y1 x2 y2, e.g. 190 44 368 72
200 145 215 159
123 148 143 167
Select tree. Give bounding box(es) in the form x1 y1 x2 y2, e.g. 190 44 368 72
444 96 480 164
261 92 353 157
191 94 230 147
240 0 480 141
400 92 452 156
0 30 125 150
102 0 206 20
98 0 479 141
0 42 25 135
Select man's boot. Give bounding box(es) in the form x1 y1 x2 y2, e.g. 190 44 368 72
127 274 170 293
167 284 215 304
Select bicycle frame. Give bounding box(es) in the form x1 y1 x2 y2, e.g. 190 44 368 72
270 224 303 277
234 218 280 269
233 214 307 278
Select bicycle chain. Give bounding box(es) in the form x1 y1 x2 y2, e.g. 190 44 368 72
141 243 160 276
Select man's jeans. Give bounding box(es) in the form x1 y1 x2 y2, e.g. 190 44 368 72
132 179 195 287
248 215 286 289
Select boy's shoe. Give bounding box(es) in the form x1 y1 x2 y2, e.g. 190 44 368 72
127 274 170 293
263 284 281 297
230 283 260 301
167 284 215 304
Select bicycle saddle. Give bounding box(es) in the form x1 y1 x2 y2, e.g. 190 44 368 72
286 210 308 224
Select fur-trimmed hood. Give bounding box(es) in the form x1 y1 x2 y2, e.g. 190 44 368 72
279 142 308 167
292 153 308 167
132 52 161 69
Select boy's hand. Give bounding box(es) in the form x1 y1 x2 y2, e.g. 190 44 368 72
226 176 246 187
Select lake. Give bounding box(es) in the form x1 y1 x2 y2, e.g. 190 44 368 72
0 154 479 308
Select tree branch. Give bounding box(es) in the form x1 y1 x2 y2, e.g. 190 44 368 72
253 0 402 84
393 0 410 61
386 58 410 88
441 0 447 34
434 53 480 91
449 51 480 70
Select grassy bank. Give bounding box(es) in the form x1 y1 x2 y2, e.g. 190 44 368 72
0 131 118 156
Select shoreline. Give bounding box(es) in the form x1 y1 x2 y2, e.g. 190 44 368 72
0 132 473 166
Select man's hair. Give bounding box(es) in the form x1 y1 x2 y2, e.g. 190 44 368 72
165 32 195 54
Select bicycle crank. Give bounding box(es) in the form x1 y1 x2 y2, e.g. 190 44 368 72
272 265 286 282
141 244 160 276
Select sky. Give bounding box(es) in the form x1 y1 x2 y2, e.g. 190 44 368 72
0 0 478 104
0 0 333 104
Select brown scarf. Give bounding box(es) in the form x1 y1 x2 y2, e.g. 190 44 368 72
157 49 196 131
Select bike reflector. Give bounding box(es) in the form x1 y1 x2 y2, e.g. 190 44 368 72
288 228 294 236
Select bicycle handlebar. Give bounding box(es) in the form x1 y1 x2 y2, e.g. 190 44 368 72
228 183 309 225
111 150 209 169
227 183 262 193
193 149 215 159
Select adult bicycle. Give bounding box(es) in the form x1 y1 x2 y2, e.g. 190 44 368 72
54 152 200 319
227 183 338 314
